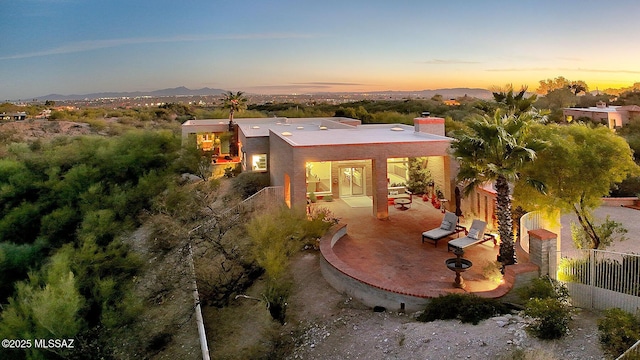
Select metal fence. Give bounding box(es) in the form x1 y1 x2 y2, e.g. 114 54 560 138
226 186 285 216
617 340 640 360
557 249 640 313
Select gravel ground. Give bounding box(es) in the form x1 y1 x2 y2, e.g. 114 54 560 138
285 252 606 360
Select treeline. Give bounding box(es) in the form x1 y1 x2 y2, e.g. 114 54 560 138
0 130 196 358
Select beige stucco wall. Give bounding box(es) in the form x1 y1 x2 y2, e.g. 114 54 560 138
268 133 451 219
238 132 270 172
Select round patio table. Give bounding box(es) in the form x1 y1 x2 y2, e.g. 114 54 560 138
394 198 411 210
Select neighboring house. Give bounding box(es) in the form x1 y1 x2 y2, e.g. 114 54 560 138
0 112 27 121
182 116 455 220
563 102 640 129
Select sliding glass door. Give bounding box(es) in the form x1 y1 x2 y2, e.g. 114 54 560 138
339 167 365 197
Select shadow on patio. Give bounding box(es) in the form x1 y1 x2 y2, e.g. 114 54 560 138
315 196 504 306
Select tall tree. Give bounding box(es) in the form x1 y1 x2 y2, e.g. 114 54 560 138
536 76 589 95
220 91 247 126
514 123 640 249
451 110 545 267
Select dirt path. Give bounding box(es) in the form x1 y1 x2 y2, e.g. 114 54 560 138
285 251 605 360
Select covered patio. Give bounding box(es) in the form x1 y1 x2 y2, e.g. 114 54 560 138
317 196 510 310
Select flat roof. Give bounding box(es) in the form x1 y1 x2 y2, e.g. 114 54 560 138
184 117 451 146
273 124 450 146
564 106 622 113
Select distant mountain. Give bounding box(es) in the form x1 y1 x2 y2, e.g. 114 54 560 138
36 87 227 101
34 86 493 101
417 88 493 99
361 88 493 100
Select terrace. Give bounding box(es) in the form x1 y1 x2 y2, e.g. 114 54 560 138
315 196 518 311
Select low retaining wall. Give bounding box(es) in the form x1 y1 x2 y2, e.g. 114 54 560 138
601 197 638 207
319 224 541 311
319 224 429 312
474 262 540 303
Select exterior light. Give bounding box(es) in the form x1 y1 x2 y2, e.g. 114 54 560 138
281 132 292 136
319 126 328 130
297 126 304 129
251 126 260 129
391 127 404 131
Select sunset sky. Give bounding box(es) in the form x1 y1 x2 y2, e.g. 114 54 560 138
2 0 640 100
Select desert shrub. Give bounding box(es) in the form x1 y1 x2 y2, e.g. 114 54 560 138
246 206 334 323
598 308 640 358
417 293 509 325
571 216 627 250
232 171 270 199
481 260 503 284
517 276 569 303
264 279 292 325
523 297 571 339
300 207 337 249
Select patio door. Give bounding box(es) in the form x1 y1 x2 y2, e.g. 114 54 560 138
339 167 365 197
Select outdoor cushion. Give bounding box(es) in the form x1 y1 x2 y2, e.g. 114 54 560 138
447 219 488 251
440 219 453 231
422 228 453 240
422 211 462 247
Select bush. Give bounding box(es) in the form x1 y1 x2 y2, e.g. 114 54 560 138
598 308 640 358
517 276 569 303
232 171 270 199
481 260 503 284
523 297 571 339
417 293 509 325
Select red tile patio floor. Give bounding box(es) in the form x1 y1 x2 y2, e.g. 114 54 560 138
316 197 504 298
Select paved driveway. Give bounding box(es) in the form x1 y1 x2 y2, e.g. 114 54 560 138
560 206 640 253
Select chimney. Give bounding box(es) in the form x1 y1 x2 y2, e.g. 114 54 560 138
414 114 445 136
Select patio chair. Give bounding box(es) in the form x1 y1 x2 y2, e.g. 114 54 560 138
421 211 466 247
447 219 491 252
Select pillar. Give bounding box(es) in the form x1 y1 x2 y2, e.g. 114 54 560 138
371 157 389 220
528 229 558 277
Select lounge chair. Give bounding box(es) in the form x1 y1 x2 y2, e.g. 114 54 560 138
421 211 466 247
447 219 495 252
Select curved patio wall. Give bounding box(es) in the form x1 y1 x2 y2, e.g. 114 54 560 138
520 211 543 253
319 224 430 312
319 223 541 312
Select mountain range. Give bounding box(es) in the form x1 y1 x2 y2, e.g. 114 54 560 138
35 86 493 101
36 86 227 101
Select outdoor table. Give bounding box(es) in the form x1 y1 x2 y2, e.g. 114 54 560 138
394 198 411 210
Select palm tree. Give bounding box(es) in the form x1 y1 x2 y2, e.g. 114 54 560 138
451 110 545 267
220 91 247 156
221 90 247 126
491 85 537 115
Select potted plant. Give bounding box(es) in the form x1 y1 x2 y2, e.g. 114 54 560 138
309 192 317 203
324 194 333 202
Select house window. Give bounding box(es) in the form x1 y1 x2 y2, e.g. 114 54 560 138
252 154 267 171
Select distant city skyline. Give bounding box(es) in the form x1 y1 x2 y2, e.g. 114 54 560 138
2 0 640 100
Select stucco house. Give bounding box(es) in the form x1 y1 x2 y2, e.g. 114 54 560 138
563 102 640 129
182 116 455 220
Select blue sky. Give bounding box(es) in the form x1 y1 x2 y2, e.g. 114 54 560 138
2 0 640 100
